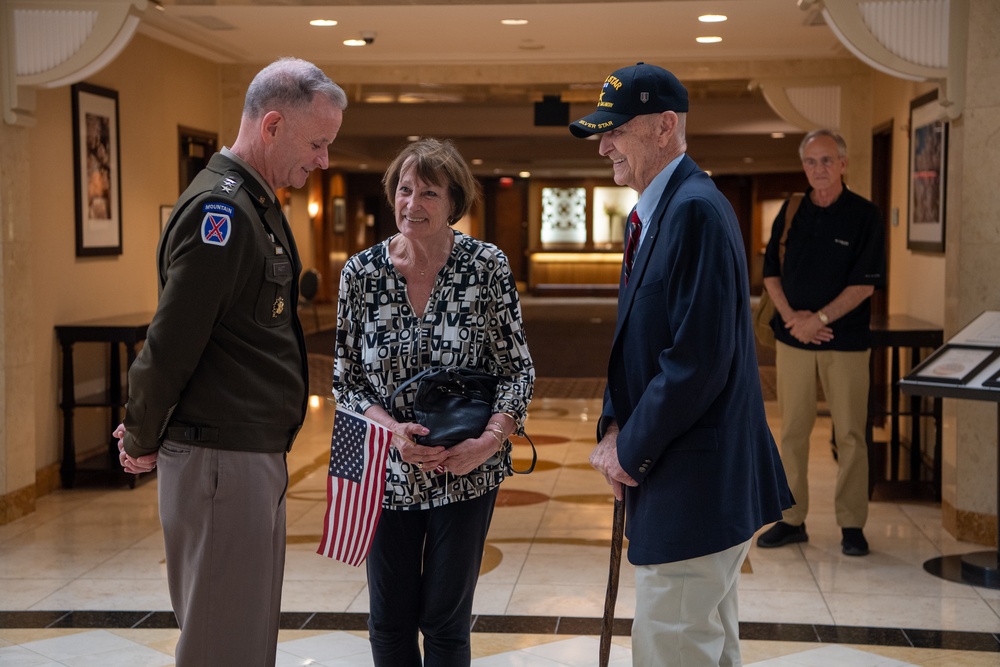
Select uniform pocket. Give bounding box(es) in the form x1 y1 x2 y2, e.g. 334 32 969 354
255 256 294 326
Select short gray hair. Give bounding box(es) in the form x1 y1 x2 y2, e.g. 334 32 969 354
799 129 847 160
243 57 347 119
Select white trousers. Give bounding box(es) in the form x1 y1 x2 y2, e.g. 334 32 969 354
632 539 751 667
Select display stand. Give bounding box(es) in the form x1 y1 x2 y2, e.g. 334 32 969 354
899 310 1000 589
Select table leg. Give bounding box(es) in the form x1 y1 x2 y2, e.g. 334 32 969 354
909 346 923 483
890 345 901 480
59 342 76 488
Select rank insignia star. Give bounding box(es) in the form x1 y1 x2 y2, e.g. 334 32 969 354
220 177 237 193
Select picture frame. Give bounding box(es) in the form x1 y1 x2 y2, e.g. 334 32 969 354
983 368 1000 389
906 91 947 253
333 196 347 233
160 205 174 233
909 344 999 385
72 83 123 256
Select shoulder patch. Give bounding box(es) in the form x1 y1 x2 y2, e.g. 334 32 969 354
201 202 234 246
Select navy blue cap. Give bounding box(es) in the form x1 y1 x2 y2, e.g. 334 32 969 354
569 62 689 138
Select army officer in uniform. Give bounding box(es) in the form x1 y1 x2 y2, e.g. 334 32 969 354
115 58 347 667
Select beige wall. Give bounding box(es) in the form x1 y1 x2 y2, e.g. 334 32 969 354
28 36 222 477
870 73 947 327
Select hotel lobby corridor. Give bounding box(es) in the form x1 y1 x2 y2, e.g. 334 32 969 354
1 299 998 666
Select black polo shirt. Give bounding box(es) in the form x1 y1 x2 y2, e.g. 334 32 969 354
762 186 886 351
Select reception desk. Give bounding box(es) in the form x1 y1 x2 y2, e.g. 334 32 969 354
55 313 153 488
528 251 622 296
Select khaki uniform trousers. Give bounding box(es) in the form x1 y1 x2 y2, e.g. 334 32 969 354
775 341 870 528
158 441 288 667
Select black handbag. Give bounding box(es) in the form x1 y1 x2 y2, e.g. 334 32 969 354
390 367 500 448
389 366 536 473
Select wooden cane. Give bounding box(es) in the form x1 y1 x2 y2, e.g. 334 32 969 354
599 496 626 667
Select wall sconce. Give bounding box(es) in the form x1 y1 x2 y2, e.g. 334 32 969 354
308 201 320 218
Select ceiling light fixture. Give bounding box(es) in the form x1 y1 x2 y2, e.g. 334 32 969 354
309 19 337 27
345 30 375 47
698 14 727 23
696 36 723 43
501 18 528 26
771 132 786 139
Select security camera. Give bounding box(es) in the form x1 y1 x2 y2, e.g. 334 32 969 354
361 31 376 45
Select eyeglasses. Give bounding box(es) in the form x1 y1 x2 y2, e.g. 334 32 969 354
802 156 840 169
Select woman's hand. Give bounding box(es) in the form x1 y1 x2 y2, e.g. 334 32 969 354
389 420 448 472
438 434 501 477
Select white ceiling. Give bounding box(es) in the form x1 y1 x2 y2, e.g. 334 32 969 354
138 0 856 178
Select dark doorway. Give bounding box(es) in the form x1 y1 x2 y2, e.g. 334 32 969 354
178 126 218 193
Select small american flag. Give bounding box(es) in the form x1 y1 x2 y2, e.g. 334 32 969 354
317 407 392 566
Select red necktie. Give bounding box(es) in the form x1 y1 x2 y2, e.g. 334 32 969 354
624 209 642 284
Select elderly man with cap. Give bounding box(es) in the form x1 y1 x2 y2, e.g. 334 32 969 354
572 63 792 666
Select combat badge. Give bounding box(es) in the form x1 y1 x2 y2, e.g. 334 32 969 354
272 296 285 318
201 202 234 246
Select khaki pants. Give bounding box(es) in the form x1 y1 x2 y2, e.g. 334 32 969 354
775 341 870 528
158 441 288 667
632 540 751 667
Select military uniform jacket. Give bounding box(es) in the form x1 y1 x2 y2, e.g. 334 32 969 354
123 152 308 457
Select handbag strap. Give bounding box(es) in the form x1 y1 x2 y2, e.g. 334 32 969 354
510 432 537 474
388 367 433 421
778 193 804 268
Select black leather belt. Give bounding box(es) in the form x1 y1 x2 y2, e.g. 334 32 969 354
166 426 220 442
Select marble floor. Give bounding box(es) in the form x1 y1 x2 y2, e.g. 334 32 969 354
2 389 999 666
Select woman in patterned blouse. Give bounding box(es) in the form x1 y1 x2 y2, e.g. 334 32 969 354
333 138 535 666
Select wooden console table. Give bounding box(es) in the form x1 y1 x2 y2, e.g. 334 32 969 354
869 314 944 498
55 313 153 488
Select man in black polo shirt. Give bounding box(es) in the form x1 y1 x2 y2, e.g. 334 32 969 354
756 129 886 557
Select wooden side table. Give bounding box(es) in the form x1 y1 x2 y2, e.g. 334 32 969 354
55 313 153 488
869 314 944 498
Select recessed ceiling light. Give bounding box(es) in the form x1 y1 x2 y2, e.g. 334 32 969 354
343 39 367 47
696 36 723 44
771 132 786 139
309 19 337 27
698 14 727 23
363 93 395 103
518 171 531 178
471 158 484 165
406 135 420 142
501 18 528 26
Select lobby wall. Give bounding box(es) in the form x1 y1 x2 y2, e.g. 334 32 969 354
26 36 222 494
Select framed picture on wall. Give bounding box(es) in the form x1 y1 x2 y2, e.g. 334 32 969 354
906 91 947 253
333 197 347 233
160 205 174 234
71 83 123 257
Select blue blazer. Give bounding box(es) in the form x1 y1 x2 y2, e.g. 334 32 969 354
599 155 792 566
